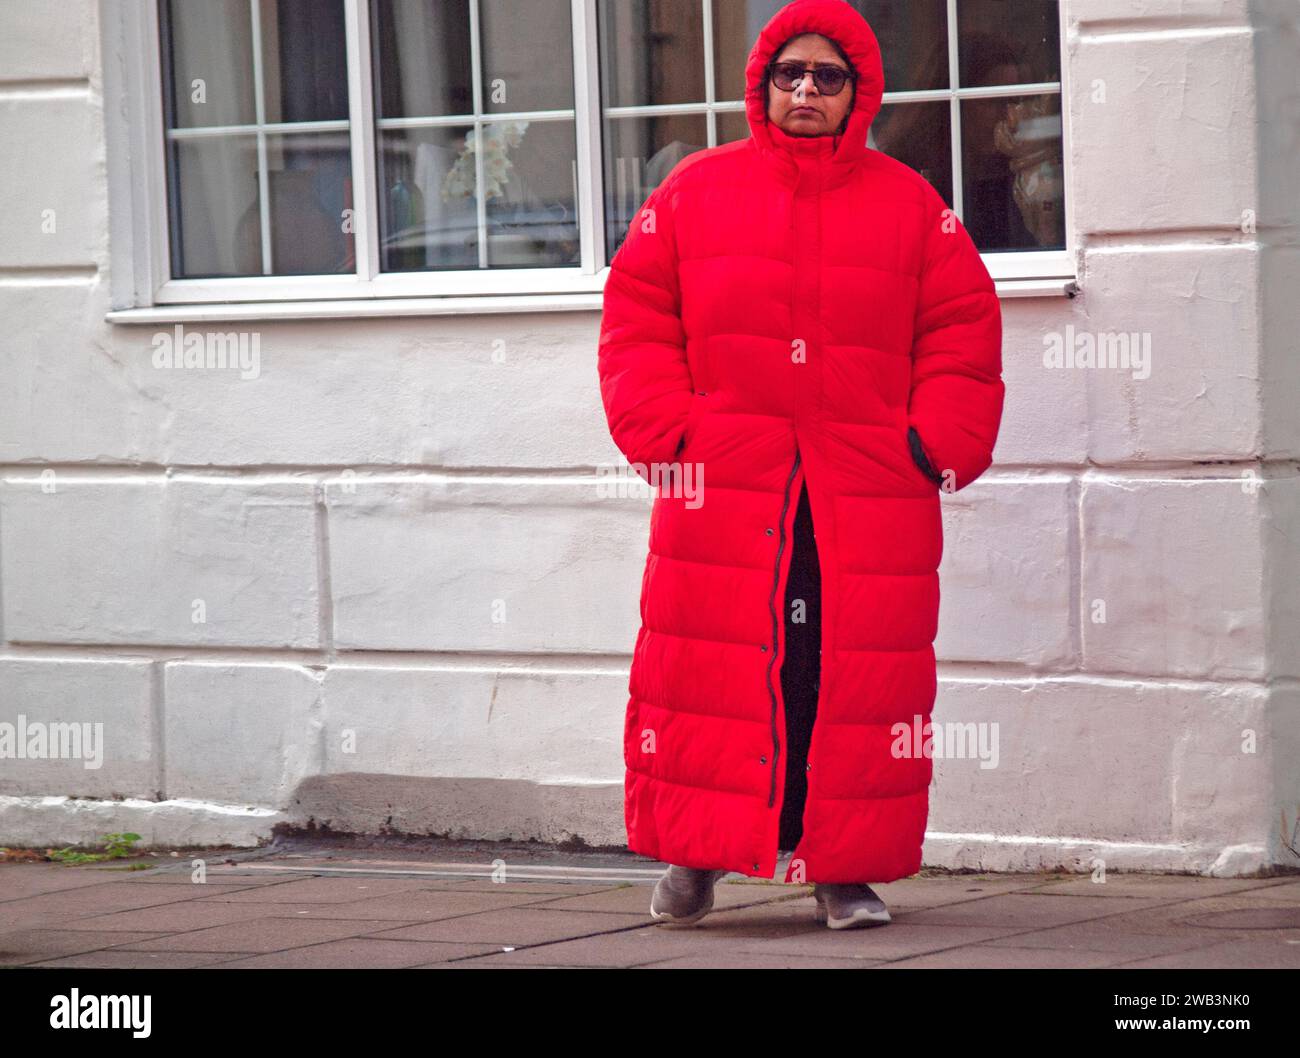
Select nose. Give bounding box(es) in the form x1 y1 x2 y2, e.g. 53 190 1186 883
791 75 820 108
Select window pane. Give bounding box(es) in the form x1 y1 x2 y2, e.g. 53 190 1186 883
379 125 477 270
166 132 356 278
712 1 951 101
711 0 781 103
260 0 349 123
602 113 707 258
373 0 575 117
265 132 355 274
958 0 1060 87
169 134 260 277
372 0 579 270
159 0 353 278
160 0 255 128
378 121 580 271
850 0 950 92
716 109 749 146
480 0 575 113
873 100 952 205
598 0 713 260
371 0 472 118
601 0 706 108
961 92 1064 251
478 120 579 266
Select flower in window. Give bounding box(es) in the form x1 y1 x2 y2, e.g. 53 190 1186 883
441 121 531 203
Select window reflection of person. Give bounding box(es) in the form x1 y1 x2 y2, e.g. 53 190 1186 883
962 34 1039 250
873 33 1040 250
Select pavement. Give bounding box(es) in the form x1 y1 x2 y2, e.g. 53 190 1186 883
2 839 1299 968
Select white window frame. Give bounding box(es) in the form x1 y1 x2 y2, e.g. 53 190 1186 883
101 0 1077 323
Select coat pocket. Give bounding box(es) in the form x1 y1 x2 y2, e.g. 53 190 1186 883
907 424 945 489
675 392 709 457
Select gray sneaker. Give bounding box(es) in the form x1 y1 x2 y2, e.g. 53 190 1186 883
813 883 891 928
650 865 729 926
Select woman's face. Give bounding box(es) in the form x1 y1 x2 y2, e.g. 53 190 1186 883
766 33 855 138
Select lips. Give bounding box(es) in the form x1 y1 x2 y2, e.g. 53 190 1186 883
792 106 818 115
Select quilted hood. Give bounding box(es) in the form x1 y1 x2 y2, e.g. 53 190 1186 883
744 0 884 168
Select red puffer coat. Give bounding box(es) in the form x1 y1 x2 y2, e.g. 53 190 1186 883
597 0 1004 883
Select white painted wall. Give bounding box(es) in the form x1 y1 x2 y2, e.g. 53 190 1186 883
0 0 1295 877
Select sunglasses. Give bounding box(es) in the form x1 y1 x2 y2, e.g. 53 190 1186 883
767 60 855 96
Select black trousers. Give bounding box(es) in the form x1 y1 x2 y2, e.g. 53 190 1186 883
778 480 821 852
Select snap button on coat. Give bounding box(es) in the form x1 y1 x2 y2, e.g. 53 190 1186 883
598 0 1004 884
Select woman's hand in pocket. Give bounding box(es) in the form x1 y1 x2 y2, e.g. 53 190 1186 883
907 424 946 490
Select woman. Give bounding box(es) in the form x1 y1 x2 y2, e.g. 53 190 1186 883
597 0 1004 930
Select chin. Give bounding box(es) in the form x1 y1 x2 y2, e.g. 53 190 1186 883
784 119 828 136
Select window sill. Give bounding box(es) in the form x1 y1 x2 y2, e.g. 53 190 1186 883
105 291 608 324
104 276 1077 324
998 277 1079 299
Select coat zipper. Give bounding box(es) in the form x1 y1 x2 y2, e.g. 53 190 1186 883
766 446 802 808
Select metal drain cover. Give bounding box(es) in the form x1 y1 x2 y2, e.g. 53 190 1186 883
1182 907 1300 930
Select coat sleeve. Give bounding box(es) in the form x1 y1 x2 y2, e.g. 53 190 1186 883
597 179 696 481
905 184 1005 492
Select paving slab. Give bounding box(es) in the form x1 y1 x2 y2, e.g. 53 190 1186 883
735 921 1025 960
209 937 505 968
0 928 171 966
894 892 1178 929
27 949 241 969
199 888 598 921
190 875 484 904
1118 937 1300 969
1241 880 1300 902
521 878 798 915
867 874 1078 909
422 924 741 967
883 943 1125 969
0 881 268 929
641 952 885 969
0 863 153 898
1012 873 1288 900
37 900 295 934
112 916 427 954
370 907 648 946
